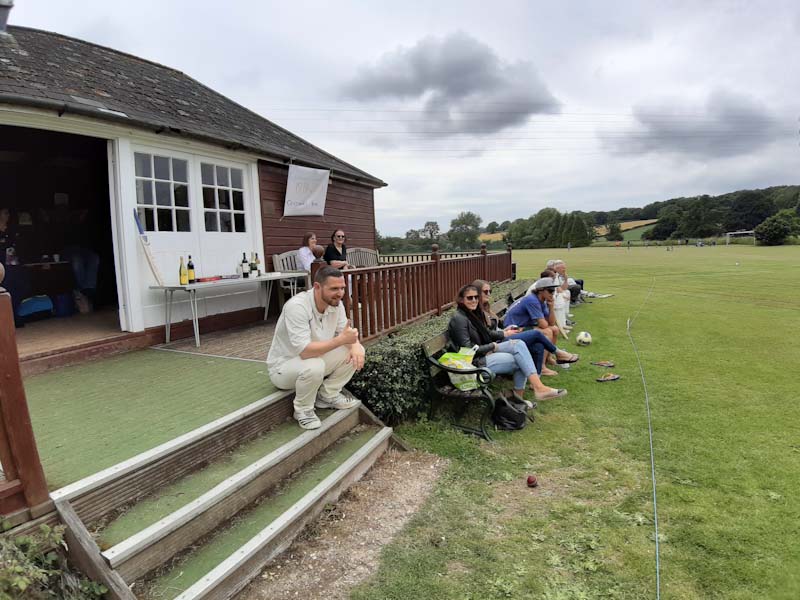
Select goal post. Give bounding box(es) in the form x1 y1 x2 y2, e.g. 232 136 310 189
725 230 756 246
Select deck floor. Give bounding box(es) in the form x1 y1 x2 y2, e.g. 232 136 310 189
15 308 121 360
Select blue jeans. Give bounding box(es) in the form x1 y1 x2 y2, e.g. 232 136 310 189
485 340 537 390
507 329 557 374
63 246 99 291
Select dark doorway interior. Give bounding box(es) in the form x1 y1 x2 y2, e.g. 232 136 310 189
1 124 120 354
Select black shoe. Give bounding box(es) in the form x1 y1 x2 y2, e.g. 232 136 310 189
566 319 576 326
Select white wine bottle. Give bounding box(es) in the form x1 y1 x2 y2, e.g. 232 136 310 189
187 255 196 284
179 256 189 286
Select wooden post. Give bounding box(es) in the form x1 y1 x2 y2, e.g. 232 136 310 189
308 244 325 284
0 264 52 519
431 244 442 315
506 242 515 281
480 243 488 281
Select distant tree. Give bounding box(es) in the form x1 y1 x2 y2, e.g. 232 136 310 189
499 220 511 231
570 213 593 246
724 191 776 231
754 209 800 245
486 221 499 234
448 211 483 249
606 222 624 241
421 221 440 240
405 228 421 240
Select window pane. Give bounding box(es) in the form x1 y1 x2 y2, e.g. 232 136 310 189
157 208 173 231
232 190 244 211
154 156 170 180
174 184 189 207
234 213 246 232
204 211 218 232
201 163 214 185
202 187 216 209
175 209 191 232
220 211 232 232
136 179 153 205
135 153 151 177
218 189 231 210
172 159 188 183
231 168 243 189
138 207 155 231
216 166 229 187
155 181 172 206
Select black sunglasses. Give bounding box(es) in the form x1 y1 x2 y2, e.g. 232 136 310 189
542 287 556 293
464 294 479 300
482 288 491 294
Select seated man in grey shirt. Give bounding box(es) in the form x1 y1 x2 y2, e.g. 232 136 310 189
267 266 366 429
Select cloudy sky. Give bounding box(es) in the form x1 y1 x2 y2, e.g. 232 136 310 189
12 1 800 235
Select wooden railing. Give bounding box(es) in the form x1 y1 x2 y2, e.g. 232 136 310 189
0 265 52 525
313 244 513 341
380 249 501 264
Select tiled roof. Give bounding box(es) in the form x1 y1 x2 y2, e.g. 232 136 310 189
0 26 385 187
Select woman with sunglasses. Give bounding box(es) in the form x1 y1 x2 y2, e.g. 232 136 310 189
323 229 354 270
448 284 567 402
473 279 577 377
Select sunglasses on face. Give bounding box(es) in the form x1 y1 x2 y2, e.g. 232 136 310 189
464 295 479 301
335 235 346 239
543 288 556 293
482 289 491 295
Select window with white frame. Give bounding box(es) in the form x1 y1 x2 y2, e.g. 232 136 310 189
134 152 191 232
201 163 246 232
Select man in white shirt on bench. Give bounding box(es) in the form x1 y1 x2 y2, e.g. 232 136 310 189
267 266 366 429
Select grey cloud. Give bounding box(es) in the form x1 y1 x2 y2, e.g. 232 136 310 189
600 89 788 158
340 32 560 138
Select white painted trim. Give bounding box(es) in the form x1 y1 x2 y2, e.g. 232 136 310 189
49 389 294 503
173 427 393 600
106 140 130 331
102 406 359 567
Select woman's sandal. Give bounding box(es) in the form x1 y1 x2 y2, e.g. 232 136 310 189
596 373 621 382
591 360 615 368
534 388 568 400
556 353 580 364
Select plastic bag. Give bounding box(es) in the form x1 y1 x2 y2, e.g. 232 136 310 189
438 347 478 391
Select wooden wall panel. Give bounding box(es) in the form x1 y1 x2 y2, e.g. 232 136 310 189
258 163 378 270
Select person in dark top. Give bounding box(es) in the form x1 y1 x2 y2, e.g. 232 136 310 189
323 229 353 269
0 208 31 327
447 284 567 402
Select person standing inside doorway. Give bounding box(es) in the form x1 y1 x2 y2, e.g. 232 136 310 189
267 266 365 429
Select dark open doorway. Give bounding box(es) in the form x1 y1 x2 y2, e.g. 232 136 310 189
0 124 121 359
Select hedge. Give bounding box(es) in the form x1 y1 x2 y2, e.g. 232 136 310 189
349 279 531 424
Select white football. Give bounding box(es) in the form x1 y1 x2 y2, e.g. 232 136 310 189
576 331 592 346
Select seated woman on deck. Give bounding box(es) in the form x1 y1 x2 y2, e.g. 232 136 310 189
323 229 354 270
297 231 317 271
473 279 578 377
447 284 567 402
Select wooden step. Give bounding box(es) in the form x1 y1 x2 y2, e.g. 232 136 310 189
103 405 361 583
50 389 296 525
137 426 392 600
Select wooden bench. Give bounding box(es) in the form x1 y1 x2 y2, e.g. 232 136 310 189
421 281 531 441
347 247 380 268
272 249 309 306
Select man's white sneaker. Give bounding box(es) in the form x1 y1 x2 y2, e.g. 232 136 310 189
315 392 359 410
294 409 321 430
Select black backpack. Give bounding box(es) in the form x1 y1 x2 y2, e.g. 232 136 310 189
492 396 527 431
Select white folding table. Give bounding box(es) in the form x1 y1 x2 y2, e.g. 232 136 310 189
150 271 308 347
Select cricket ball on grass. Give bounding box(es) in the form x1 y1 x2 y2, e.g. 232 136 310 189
526 474 539 488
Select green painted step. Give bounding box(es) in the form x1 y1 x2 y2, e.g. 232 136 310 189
137 426 379 600
97 410 334 549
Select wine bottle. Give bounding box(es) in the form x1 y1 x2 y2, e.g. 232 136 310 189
250 252 258 278
179 256 189 286
255 252 262 277
241 251 250 278
187 255 196 284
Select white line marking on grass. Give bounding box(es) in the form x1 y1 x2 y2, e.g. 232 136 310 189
149 346 266 363
626 277 661 600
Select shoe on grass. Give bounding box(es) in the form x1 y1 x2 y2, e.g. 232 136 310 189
294 409 321 430
315 391 359 410
534 388 568 401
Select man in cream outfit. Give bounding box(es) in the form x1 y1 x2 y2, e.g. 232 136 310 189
267 266 365 429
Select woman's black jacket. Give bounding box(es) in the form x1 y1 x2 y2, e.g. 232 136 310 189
447 309 504 366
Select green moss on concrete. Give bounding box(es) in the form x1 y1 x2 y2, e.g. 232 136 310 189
24 349 277 489
143 427 378 599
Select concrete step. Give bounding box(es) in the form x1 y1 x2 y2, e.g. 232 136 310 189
134 425 392 600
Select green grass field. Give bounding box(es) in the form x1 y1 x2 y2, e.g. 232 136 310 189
622 223 656 241
355 245 800 600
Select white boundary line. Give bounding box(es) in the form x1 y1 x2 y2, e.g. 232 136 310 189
149 346 266 363
626 277 661 600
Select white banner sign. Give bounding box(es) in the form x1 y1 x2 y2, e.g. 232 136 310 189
284 165 330 216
